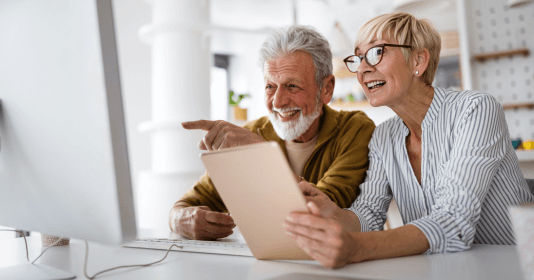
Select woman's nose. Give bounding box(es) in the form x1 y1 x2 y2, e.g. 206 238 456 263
357 57 374 74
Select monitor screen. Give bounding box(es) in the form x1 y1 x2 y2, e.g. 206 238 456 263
0 0 136 245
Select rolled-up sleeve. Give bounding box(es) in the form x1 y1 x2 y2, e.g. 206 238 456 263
409 95 506 254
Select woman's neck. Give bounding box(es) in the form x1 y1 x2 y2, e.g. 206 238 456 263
389 84 434 138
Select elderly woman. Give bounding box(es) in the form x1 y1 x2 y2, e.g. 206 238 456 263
283 12 534 268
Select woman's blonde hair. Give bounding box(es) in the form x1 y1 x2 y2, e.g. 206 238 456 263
355 12 441 85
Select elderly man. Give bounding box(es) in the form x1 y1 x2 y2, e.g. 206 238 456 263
169 26 375 240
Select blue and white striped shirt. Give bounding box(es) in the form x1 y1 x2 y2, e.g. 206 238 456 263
348 87 534 254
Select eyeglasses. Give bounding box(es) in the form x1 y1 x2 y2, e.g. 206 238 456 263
343 44 412 73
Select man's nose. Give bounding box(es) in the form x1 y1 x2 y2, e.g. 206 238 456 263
272 88 289 109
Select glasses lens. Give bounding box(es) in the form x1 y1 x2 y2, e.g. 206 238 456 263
345 56 361 73
366 46 383 66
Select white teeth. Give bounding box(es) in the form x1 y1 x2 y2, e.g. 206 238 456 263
278 110 299 118
273 107 301 119
366 81 386 89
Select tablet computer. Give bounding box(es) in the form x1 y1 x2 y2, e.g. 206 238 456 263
200 141 312 260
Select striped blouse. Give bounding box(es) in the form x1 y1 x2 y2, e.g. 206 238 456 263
348 87 534 254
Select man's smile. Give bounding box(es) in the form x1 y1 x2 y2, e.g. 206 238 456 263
274 108 301 122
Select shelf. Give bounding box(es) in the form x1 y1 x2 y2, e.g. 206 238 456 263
440 48 460 58
329 100 370 108
516 150 534 162
473 48 530 62
333 69 357 79
502 102 534 110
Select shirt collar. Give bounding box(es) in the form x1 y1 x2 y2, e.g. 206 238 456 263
396 86 445 137
421 87 445 128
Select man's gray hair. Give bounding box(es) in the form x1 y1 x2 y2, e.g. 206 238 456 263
259 26 333 89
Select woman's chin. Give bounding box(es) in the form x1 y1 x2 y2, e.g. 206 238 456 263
368 98 385 107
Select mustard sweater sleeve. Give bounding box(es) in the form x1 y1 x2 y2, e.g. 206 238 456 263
314 114 375 209
171 118 269 212
172 171 228 212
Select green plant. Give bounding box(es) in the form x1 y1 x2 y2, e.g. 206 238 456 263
229 91 250 107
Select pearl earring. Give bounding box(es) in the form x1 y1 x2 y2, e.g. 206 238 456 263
415 71 419 75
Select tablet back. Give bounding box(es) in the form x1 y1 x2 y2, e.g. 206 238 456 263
200 141 311 260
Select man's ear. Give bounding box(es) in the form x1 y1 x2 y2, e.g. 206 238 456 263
413 48 430 76
321 75 335 104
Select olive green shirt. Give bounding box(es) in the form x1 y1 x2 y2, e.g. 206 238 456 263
174 104 375 211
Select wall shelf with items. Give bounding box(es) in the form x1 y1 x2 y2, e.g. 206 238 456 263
329 101 397 126
329 100 370 109
516 150 534 162
502 102 534 110
473 48 530 63
440 48 460 58
333 69 357 79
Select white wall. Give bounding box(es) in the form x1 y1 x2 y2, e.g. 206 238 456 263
211 0 293 30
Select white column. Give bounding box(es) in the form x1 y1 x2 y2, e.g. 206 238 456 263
456 0 473 90
136 0 211 229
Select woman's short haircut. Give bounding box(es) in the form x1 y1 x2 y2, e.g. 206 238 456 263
355 12 441 85
259 26 333 89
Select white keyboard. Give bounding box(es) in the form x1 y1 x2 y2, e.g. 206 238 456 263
124 238 253 257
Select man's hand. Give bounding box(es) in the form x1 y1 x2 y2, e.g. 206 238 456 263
182 120 264 151
170 206 235 240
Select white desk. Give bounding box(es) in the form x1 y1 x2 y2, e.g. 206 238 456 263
0 235 524 280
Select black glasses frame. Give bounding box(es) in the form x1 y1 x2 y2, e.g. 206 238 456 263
343 44 412 73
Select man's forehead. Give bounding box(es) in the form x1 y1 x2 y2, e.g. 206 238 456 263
263 70 305 84
265 52 312 65
263 53 314 81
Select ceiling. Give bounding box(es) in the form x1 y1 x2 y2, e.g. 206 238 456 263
210 0 457 35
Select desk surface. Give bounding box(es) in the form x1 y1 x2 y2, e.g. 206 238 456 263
0 235 524 280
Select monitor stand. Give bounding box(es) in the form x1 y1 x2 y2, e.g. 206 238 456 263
0 263 76 280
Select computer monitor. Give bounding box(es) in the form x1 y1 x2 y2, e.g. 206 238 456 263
0 0 136 248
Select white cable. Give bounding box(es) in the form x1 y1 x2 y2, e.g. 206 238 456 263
30 236 65 264
0 229 65 263
2 228 181 279
83 241 182 279
0 229 29 261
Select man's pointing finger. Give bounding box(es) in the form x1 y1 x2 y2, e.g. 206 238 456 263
182 120 216 131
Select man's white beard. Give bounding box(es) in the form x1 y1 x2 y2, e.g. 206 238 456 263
269 101 321 141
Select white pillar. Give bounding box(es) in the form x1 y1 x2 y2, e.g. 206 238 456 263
456 0 473 90
136 0 211 229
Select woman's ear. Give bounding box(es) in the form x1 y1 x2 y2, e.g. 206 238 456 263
413 48 430 76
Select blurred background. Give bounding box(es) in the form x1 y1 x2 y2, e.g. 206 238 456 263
4 0 532 239
107 0 534 230
1 0 532 242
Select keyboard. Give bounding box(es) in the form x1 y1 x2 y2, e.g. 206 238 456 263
124 238 253 257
